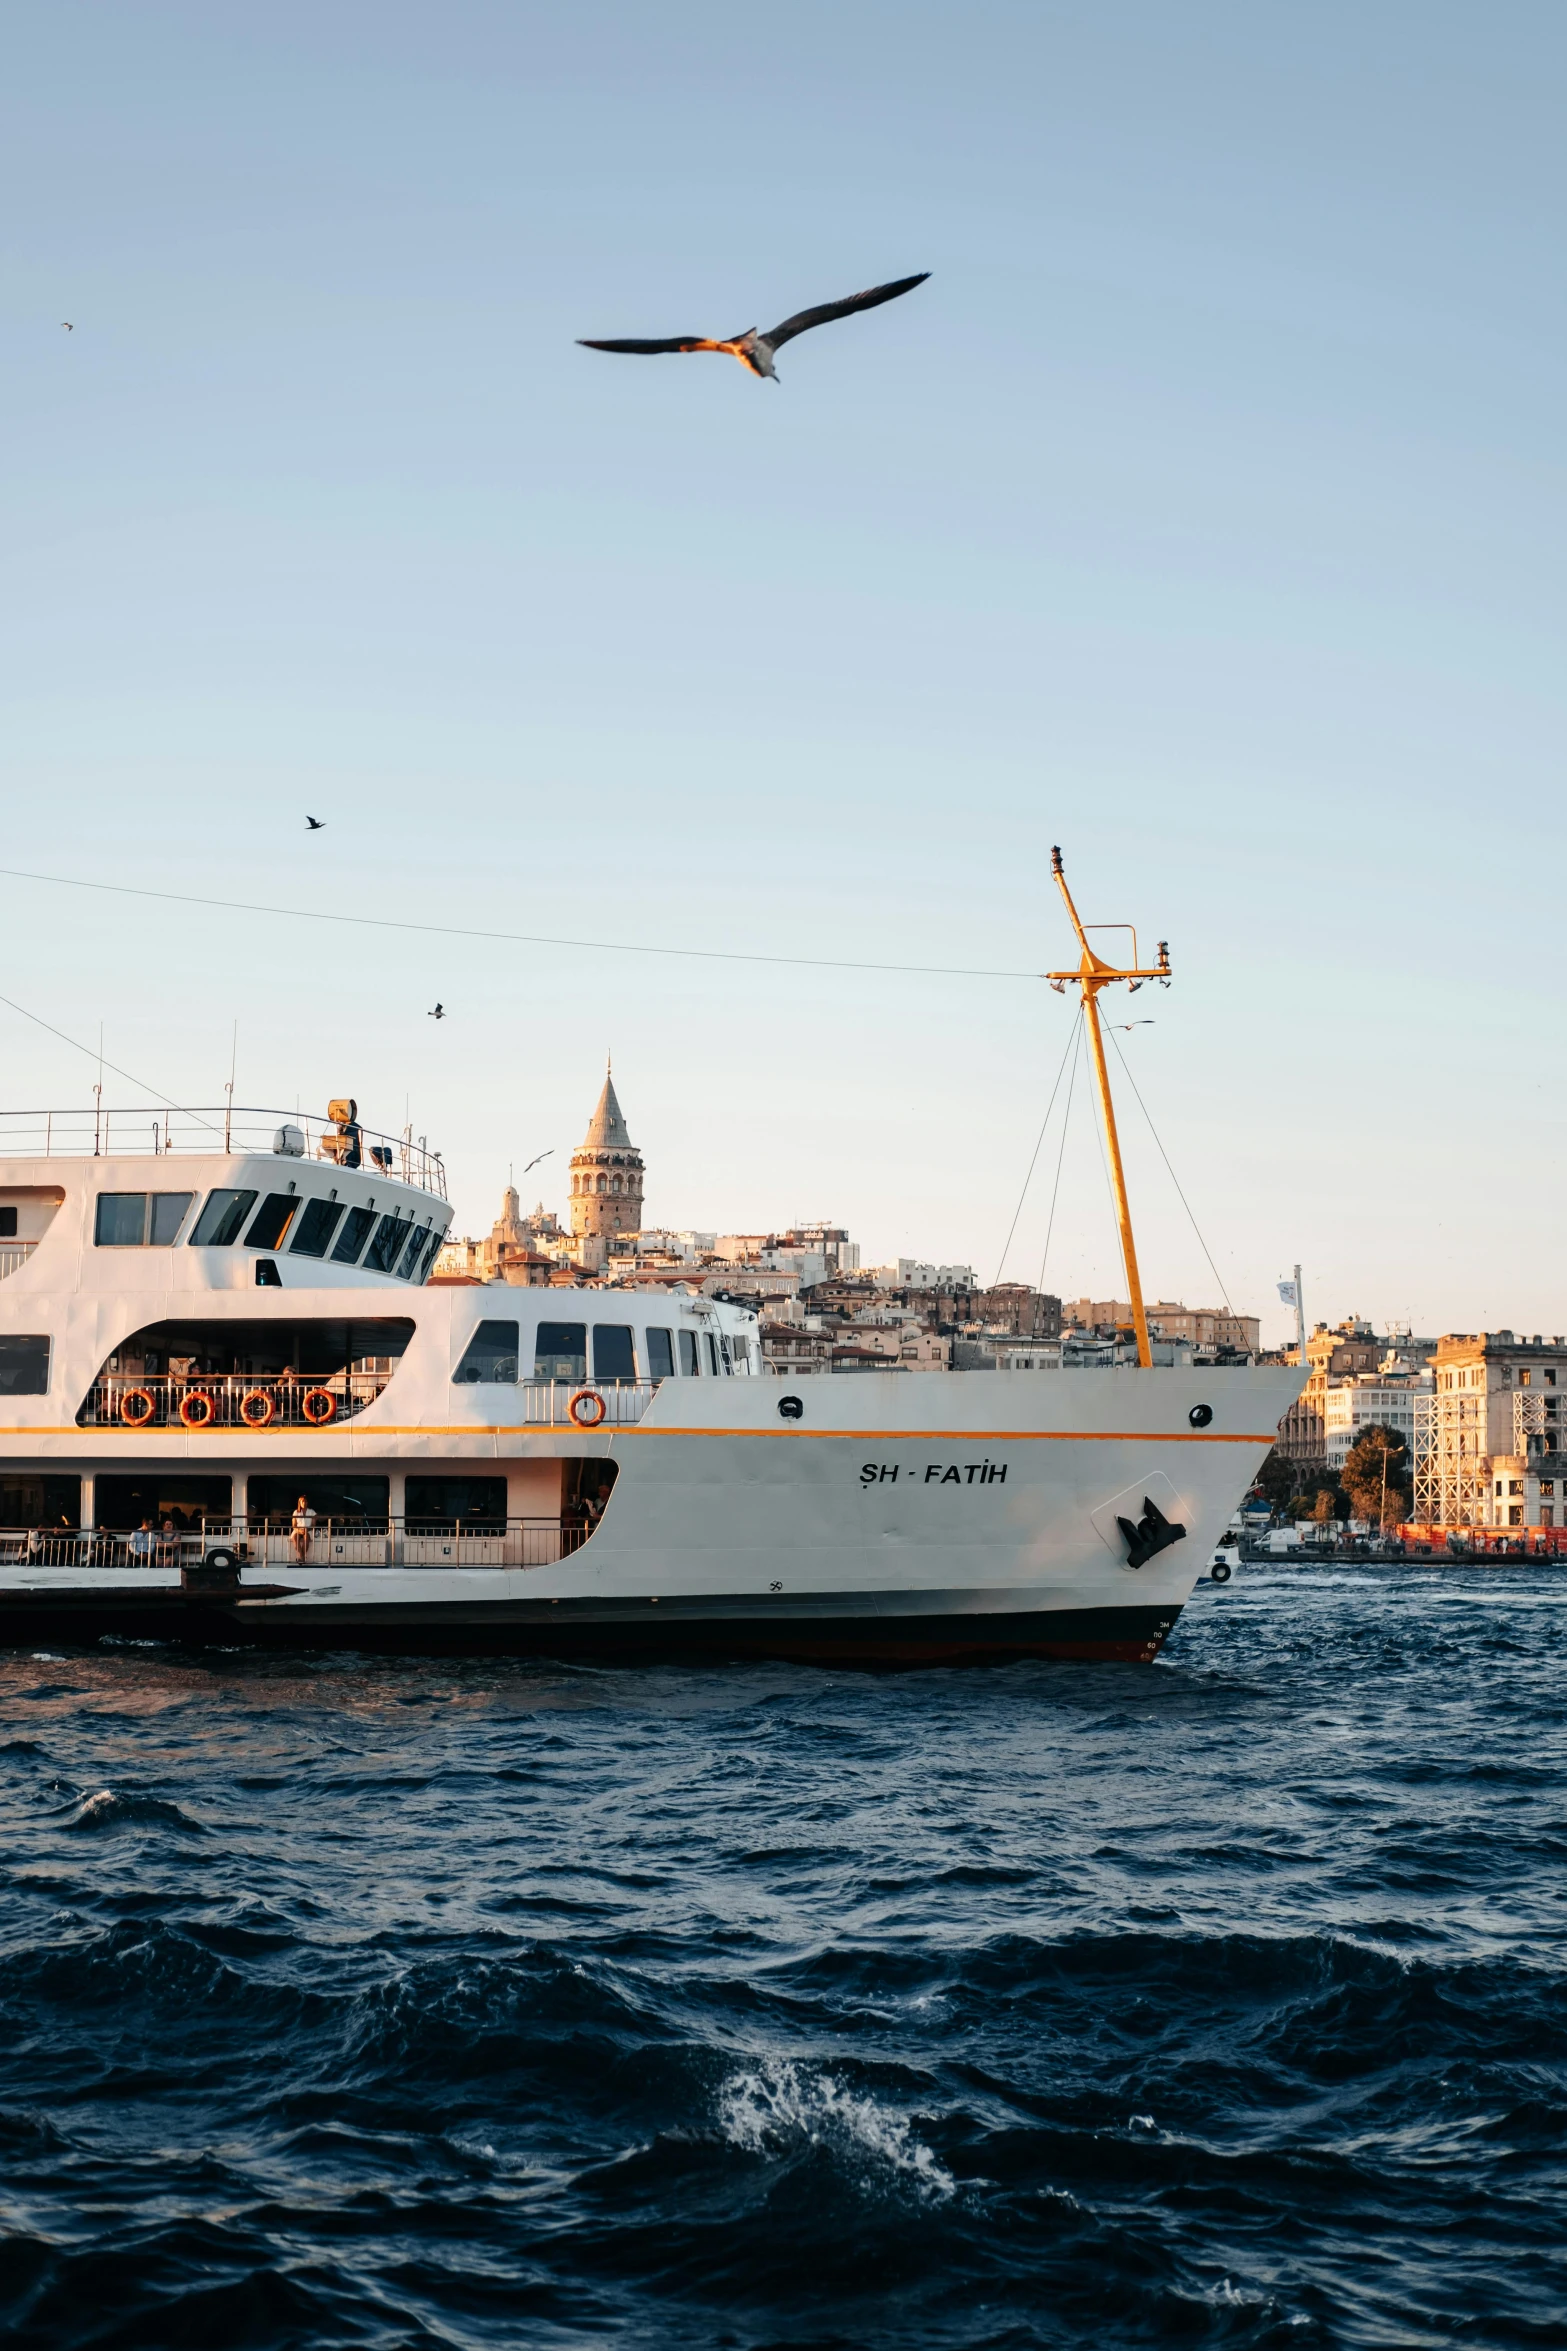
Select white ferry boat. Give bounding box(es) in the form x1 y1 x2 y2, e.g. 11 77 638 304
0 863 1303 1666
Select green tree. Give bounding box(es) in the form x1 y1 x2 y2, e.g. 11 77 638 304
1251 1449 1296 1512
1342 1424 1411 1529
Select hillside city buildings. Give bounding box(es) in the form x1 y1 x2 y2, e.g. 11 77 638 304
431 1069 1561 1539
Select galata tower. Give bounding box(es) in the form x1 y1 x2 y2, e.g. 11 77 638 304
569 1065 645 1271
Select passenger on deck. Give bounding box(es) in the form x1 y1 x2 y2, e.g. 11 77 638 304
291 1494 317 1562
129 1519 156 1565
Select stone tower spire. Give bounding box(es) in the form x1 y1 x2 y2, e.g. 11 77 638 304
569 1062 645 1271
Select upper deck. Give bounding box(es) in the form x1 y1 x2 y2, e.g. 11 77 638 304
0 1101 450 1298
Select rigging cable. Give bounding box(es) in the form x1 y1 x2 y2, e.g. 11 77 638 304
0 988 221 1130
1035 1008 1084 1298
990 1016 1080 1288
0 867 1039 984
1105 1023 1237 1319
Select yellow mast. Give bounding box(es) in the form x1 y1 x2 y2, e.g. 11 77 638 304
1047 846 1171 1370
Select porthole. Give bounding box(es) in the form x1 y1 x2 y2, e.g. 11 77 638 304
778 1394 804 1422
1189 1403 1214 1428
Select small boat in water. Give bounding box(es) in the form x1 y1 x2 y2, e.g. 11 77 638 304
0 863 1302 1664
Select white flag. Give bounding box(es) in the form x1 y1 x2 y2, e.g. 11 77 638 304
1277 1280 1298 1307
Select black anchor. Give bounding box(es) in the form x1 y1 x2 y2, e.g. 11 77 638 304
1116 1495 1187 1571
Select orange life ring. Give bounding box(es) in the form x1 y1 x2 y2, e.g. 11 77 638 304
239 1389 275 1429
120 1388 156 1428
301 1387 337 1426
179 1390 216 1430
568 1387 607 1429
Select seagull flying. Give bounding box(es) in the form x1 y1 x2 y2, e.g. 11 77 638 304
305 814 324 831
61 322 73 332
578 272 929 382
428 1003 445 1021
522 1149 553 1173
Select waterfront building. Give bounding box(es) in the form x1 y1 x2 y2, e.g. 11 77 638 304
1277 1319 1382 1462
1323 1371 1433 1470
1413 1330 1567 1528
1066 1298 1258 1353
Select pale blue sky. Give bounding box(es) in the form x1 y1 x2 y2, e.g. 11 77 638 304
3 2 1563 1340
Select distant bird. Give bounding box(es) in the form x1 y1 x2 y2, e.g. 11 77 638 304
60 322 73 332
428 1003 445 1021
305 814 324 831
578 272 929 383
522 1149 553 1173
1112 1020 1155 1031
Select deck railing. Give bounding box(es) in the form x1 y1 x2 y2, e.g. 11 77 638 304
0 1243 37 1283
0 1106 447 1199
75 1375 658 1432
0 1516 590 1570
77 1370 397 1432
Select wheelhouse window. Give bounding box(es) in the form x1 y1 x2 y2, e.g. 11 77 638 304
365 1214 413 1275
705 1332 720 1376
645 1328 674 1380
0 1336 50 1395
535 1321 586 1383
679 1329 700 1376
330 1204 376 1264
289 1199 346 1259
396 1223 433 1279
189 1189 258 1247
593 1325 637 1383
245 1195 300 1251
96 1192 194 1247
453 1321 519 1384
412 1228 445 1283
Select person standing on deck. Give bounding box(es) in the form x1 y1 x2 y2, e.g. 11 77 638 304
291 1495 317 1563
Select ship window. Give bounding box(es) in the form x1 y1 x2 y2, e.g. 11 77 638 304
330 1205 376 1264
0 1473 78 1528
453 1322 519 1384
645 1328 674 1380
365 1214 413 1275
190 1189 258 1247
679 1329 700 1376
413 1227 446 1283
245 1195 299 1251
96 1193 146 1247
289 1199 346 1259
705 1332 720 1376
94 1192 194 1247
396 1223 431 1279
0 1208 16 1238
719 1335 733 1374
246 1476 390 1529
0 1336 50 1395
535 1322 586 1383
593 1325 637 1383
96 1474 231 1533
406 1476 507 1529
150 1193 194 1245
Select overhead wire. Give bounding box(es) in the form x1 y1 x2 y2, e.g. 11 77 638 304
0 867 1041 984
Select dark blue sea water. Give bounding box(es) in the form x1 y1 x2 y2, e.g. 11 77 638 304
1 1566 1564 2349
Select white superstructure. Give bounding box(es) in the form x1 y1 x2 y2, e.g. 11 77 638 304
0 1100 1302 1665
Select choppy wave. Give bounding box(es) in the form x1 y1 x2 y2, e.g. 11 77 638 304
0 1565 1563 2347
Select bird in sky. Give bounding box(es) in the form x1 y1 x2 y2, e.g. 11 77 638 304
1111 1020 1155 1031
522 1149 553 1173
578 272 929 383
428 1003 445 1021
305 814 324 831
60 321 73 332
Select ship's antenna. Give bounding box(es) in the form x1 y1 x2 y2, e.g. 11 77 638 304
94 1021 104 1156
224 1021 237 1152
1046 847 1172 1369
